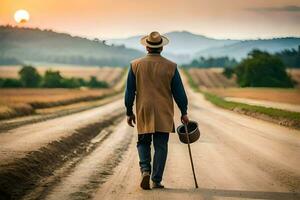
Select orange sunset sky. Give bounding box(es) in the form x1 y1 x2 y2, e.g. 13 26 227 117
1 0 300 39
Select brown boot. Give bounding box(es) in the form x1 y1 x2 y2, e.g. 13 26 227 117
140 172 151 190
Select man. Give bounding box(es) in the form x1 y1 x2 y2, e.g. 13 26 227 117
125 31 189 190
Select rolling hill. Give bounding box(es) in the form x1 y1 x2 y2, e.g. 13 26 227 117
107 31 300 63
0 25 143 66
107 31 238 63
108 31 238 55
197 38 300 61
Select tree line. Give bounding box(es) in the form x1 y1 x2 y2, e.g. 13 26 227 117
185 46 300 69
275 47 300 68
222 50 294 88
0 66 109 88
184 56 238 68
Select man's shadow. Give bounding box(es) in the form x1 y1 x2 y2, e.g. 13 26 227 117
160 187 299 200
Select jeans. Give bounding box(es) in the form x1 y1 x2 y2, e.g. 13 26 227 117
137 132 169 183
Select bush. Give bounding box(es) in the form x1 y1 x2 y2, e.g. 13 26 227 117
1 66 110 88
19 65 41 87
88 76 109 88
235 50 294 88
0 78 22 88
41 70 63 88
61 77 85 88
223 67 234 79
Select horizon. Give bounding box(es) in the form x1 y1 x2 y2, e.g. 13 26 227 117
1 0 300 40
2 24 300 41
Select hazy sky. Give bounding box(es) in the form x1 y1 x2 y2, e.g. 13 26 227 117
1 0 300 39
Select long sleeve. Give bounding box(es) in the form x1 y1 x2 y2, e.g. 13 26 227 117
124 65 136 116
171 68 188 116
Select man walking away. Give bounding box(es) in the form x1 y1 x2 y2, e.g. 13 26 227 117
125 31 189 190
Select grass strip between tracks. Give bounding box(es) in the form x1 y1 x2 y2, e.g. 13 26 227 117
0 110 125 199
183 68 300 129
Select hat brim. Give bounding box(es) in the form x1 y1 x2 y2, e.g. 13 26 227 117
140 35 169 48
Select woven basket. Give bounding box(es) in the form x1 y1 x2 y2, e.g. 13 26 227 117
176 121 200 144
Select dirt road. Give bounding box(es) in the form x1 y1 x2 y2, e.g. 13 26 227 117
92 85 300 200
0 76 299 200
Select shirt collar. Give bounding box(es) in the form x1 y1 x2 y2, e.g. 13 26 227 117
147 53 161 56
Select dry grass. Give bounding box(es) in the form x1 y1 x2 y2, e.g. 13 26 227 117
0 88 113 119
189 68 237 88
209 88 300 105
0 66 124 86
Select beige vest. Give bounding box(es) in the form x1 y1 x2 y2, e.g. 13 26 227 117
131 54 177 134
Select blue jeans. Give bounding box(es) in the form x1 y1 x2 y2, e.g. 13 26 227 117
137 132 169 183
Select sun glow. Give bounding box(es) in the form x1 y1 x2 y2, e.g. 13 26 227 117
14 9 30 23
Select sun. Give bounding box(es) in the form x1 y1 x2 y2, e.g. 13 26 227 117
14 9 30 24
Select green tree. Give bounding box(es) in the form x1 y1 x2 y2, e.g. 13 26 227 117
222 67 234 79
18 65 41 87
88 76 108 88
60 77 85 88
42 70 63 88
235 50 294 88
0 78 22 88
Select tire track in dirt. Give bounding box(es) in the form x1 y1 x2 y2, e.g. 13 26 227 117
41 120 133 200
0 101 125 199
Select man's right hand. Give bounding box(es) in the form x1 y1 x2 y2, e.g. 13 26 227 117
127 114 136 127
181 114 189 124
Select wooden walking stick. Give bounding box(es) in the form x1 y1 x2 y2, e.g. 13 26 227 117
184 123 199 188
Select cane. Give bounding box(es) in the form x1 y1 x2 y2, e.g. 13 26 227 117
184 123 199 188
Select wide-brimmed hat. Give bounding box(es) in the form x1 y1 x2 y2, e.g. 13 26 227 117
140 31 169 48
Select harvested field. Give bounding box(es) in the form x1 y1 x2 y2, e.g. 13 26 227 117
188 68 237 88
188 68 300 89
0 66 124 86
0 88 113 119
209 88 300 105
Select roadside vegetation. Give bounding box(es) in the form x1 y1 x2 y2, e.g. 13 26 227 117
0 65 109 88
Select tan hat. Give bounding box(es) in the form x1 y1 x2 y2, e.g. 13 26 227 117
140 31 169 48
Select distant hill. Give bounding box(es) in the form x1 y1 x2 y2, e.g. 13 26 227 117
108 31 238 55
107 31 300 63
107 31 238 63
197 38 300 61
0 26 143 66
